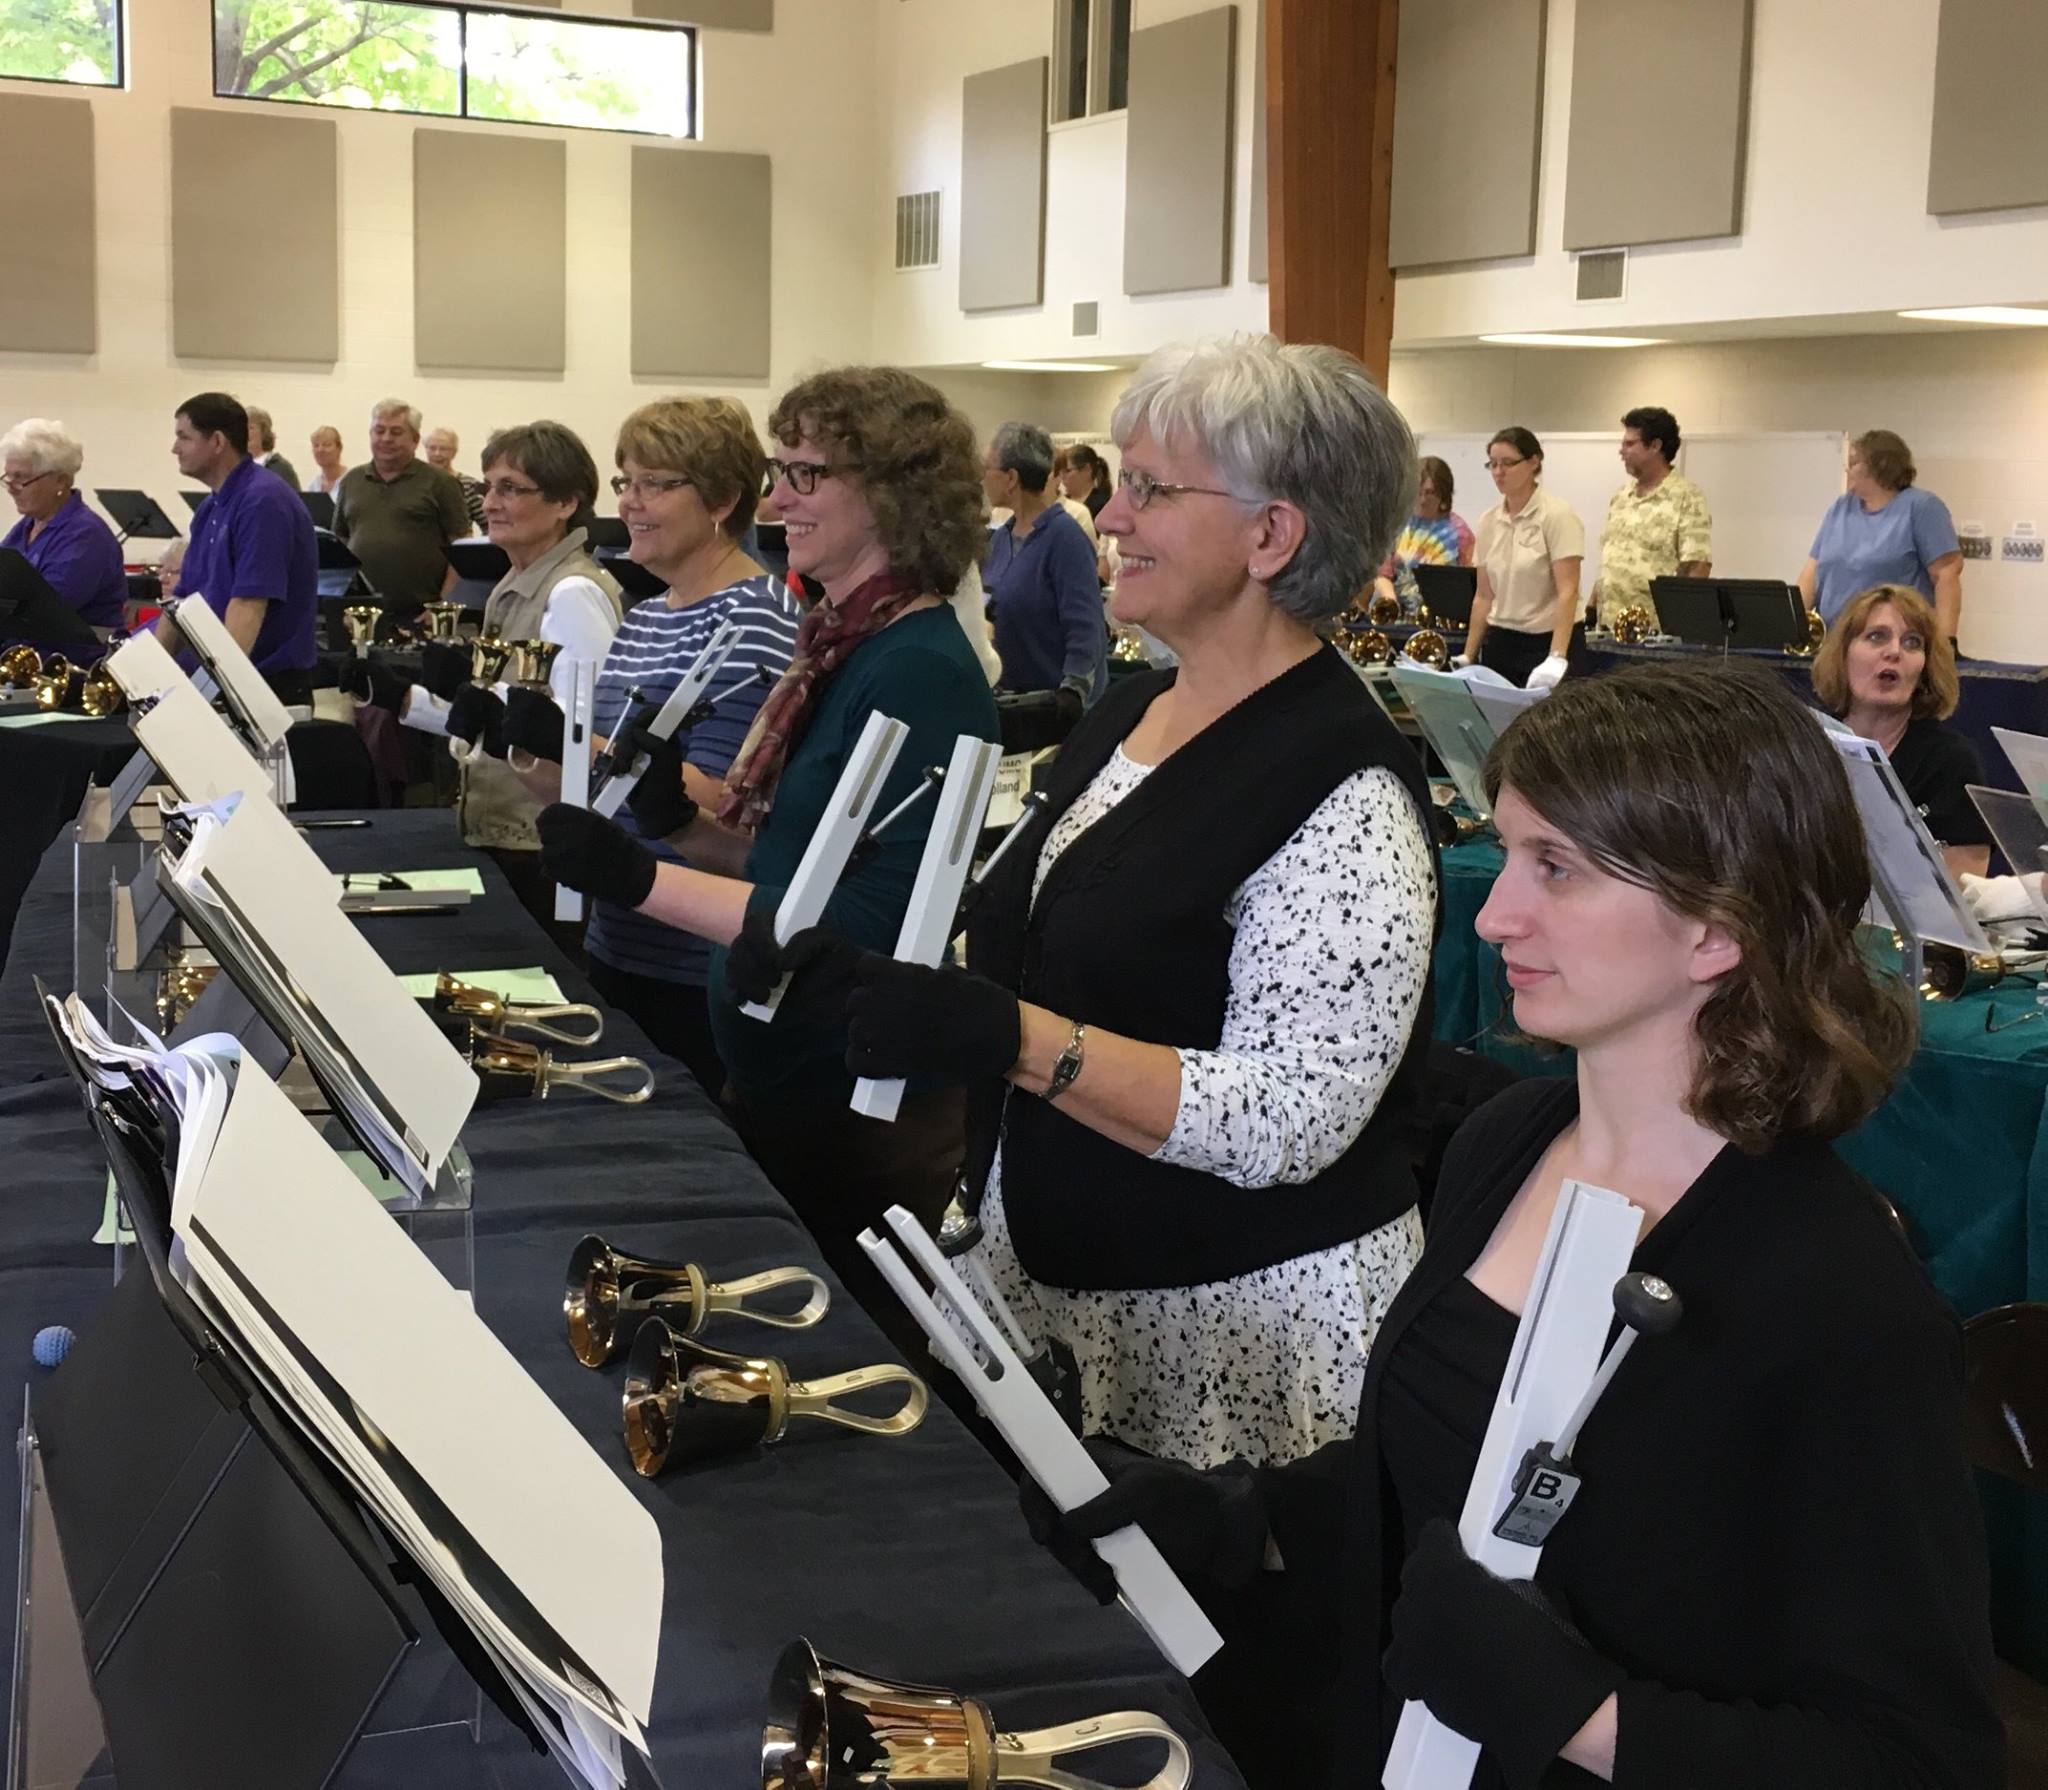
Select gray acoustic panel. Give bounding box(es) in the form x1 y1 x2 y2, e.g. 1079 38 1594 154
0 93 95 353
631 146 771 379
959 58 1048 314
1388 0 1544 268
1564 0 1750 250
1124 6 1238 297
171 108 338 363
415 131 565 372
1249 0 1268 284
634 0 772 27
1928 0 2048 215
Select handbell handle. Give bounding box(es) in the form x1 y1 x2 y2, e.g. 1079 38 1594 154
491 999 605 1046
786 1362 928 1436
999 1712 1193 1790
703 1266 831 1330
539 1053 656 1105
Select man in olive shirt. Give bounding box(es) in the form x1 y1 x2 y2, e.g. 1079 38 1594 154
332 398 472 611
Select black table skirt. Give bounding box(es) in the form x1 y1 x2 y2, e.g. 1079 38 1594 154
0 717 134 981
0 812 1244 1788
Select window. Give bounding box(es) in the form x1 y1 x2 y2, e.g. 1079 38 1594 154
1049 0 1131 123
0 0 122 88
211 1 696 137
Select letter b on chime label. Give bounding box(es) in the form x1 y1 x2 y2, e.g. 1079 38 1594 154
1492 1447 1582 1548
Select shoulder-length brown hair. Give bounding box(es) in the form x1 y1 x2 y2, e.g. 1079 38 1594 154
768 367 985 597
1811 583 1958 721
1483 659 1915 1153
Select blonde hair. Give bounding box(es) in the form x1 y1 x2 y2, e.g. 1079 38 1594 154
616 397 765 536
1811 584 1957 722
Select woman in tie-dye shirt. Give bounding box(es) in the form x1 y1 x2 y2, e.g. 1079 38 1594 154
1374 455 1473 616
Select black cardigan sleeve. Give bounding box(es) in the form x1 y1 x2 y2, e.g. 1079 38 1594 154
1611 1310 2003 1788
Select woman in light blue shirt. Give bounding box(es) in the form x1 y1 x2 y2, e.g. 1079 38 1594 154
1798 430 1962 641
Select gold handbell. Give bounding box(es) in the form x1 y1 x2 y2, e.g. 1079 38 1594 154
421 601 465 642
501 638 560 686
469 631 510 684
341 604 381 655
432 971 603 1046
32 656 77 711
1610 603 1656 646
466 1031 655 1105
564 1233 830 1367
1786 607 1827 659
1919 942 2048 1002
0 643 41 688
1108 628 1149 665
1403 628 1450 670
621 1321 926 1477
761 1638 1193 1790
1367 588 1402 626
79 663 124 717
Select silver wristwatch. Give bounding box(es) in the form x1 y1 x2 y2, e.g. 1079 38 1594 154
1044 1021 1087 1102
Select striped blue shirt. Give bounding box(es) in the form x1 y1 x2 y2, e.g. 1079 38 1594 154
584 574 800 987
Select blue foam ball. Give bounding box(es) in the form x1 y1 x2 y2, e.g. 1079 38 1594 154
32 1326 75 1369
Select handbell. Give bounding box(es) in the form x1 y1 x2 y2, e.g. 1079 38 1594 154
1367 587 1402 626
761 1638 1192 1790
79 663 124 717
0 643 41 688
422 601 465 642
502 638 560 687
470 631 510 684
432 971 603 1045
564 1234 830 1367
1610 603 1656 646
466 1031 655 1105
32 656 78 711
622 1321 925 1476
1786 606 1827 659
341 604 381 657
1402 627 1450 670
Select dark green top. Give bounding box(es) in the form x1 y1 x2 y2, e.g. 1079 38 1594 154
332 457 471 606
708 604 1000 1099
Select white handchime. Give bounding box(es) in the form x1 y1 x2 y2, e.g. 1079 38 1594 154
553 656 597 925
587 618 740 820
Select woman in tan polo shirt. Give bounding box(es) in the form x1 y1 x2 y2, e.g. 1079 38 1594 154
1461 426 1585 690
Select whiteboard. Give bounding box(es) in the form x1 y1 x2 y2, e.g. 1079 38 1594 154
1418 431 1845 599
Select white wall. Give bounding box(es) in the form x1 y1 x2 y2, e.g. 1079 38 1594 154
869 0 1268 370
1392 0 2048 346
0 0 879 555
1388 332 2048 661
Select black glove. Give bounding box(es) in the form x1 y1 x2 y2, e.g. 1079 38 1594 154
447 685 506 756
339 654 407 714
622 729 698 840
419 640 473 702
725 913 866 1019
501 686 565 764
536 804 659 909
1019 1437 1268 1603
1054 681 1086 727
1382 1519 1623 1790
844 958 1020 1083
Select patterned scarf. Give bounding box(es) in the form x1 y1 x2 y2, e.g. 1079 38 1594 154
717 568 924 832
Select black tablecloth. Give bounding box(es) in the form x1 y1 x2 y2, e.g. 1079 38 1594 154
0 813 1242 1788
0 718 134 981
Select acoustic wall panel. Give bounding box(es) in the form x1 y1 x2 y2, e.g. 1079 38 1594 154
1564 0 1751 250
171 108 338 363
1388 0 1544 268
0 93 95 353
635 0 772 27
1249 0 1268 285
415 131 565 372
1928 0 2048 215
630 146 771 379
1124 6 1237 297
959 58 1048 314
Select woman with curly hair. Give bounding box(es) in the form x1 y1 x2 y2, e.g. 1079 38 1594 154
537 368 1000 1287
1030 659 2002 1789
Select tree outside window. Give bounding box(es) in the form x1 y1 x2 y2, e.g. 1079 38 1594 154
0 0 121 87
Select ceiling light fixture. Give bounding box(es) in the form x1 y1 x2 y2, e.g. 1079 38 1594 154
979 358 1124 373
1897 306 2048 327
1477 332 1669 348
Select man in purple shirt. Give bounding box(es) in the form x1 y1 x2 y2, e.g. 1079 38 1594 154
1 417 127 638
159 392 318 700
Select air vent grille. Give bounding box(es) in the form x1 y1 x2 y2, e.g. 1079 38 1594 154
1575 248 1627 302
895 191 940 270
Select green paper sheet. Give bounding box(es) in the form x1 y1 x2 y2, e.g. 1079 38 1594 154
334 868 487 895
397 965 567 1004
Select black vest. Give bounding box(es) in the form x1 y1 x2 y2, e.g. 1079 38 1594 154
967 645 1441 1290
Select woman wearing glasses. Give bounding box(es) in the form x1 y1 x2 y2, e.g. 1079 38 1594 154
536 369 1000 1303
1462 426 1586 690
1 417 126 640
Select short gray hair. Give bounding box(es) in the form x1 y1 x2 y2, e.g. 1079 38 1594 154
990 420 1054 494
0 417 84 480
371 398 422 435
1110 335 1417 623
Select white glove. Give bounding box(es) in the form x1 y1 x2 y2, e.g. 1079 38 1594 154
1960 871 2045 925
1449 653 1472 670
1525 655 1569 692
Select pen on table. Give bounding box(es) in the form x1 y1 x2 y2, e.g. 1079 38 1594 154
297 818 371 830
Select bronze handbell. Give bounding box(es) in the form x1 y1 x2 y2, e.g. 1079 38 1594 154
501 639 560 686
466 1032 654 1105
621 1323 926 1477
433 971 603 1046
564 1234 831 1368
760 1639 1193 1790
469 631 511 684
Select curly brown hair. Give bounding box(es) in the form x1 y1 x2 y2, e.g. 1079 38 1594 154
1483 659 1916 1153
1810 584 1958 722
768 367 985 596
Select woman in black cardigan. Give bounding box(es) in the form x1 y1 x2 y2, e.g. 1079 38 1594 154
1033 659 2003 1788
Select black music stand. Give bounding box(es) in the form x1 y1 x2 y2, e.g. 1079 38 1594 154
300 489 336 529
1648 577 1726 647
93 490 181 545
313 527 368 599
597 546 664 601
1412 564 1477 629
0 548 102 650
582 516 629 552
178 491 207 513
1650 576 1809 653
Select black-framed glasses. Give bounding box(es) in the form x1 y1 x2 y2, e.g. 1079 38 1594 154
768 458 857 497
1114 467 1241 511
481 478 544 503
611 473 693 501
1486 455 1528 472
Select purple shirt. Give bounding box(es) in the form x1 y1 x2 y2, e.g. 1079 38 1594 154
176 455 319 673
0 491 125 631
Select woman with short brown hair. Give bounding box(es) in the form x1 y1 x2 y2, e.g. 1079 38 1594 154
1798 429 1963 639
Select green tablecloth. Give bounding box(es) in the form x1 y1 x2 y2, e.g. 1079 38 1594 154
1435 838 2048 1673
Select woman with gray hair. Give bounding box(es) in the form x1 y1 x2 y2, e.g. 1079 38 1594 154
766 335 1441 1467
1 417 126 636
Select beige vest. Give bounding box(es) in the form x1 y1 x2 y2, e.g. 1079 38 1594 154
460 529 623 851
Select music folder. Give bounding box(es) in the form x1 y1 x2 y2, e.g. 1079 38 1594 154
0 546 103 649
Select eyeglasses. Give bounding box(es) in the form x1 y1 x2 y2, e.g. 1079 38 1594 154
2 470 54 494
1114 467 1242 511
481 478 544 503
1486 456 1528 472
611 473 694 501
768 458 856 497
